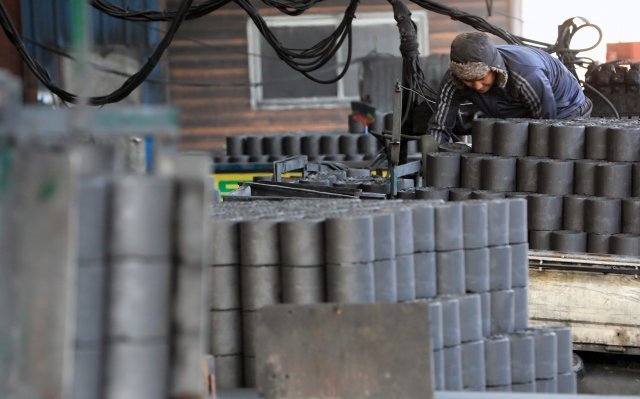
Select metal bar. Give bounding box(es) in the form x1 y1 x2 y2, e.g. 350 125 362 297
272 156 308 182
243 181 359 199
529 249 640 269
390 160 421 197
390 82 402 166
70 0 91 135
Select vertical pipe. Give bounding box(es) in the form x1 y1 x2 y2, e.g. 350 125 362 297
0 0 24 84
71 0 90 93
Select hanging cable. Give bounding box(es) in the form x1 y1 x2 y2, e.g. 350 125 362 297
89 0 230 22
0 0 194 105
546 17 603 79
235 0 359 84
582 81 620 119
260 0 324 16
25 36 374 89
408 0 525 45
2 0 606 107
92 0 359 84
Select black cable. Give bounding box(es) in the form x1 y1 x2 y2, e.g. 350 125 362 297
0 0 194 105
26 36 374 89
582 81 620 119
541 17 601 80
407 1 606 112
235 0 358 84
5 0 605 108
409 0 525 45
409 0 603 79
90 0 230 22
92 0 359 84
260 0 324 16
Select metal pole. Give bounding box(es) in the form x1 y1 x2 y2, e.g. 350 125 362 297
70 0 92 137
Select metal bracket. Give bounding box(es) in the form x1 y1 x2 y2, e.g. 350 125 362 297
389 160 421 197
390 82 403 166
272 155 308 182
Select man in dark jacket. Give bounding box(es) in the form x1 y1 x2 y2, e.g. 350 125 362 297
428 32 592 144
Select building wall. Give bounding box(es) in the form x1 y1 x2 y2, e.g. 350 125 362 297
167 0 518 152
19 0 166 105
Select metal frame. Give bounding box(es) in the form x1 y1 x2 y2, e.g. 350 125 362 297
272 155 308 182
386 83 423 197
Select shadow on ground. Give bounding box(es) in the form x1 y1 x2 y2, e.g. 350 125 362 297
577 351 640 395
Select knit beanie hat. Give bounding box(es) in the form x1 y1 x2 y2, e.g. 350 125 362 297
449 32 508 89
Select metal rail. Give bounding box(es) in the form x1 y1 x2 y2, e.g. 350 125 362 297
528 250 640 276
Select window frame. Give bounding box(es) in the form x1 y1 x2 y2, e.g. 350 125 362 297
247 11 429 110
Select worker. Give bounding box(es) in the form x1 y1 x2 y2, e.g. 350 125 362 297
427 32 592 144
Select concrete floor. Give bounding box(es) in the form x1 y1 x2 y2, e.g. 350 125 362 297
218 351 640 398
577 351 640 395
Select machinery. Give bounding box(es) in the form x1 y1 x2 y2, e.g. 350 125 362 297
585 61 640 117
4 0 640 397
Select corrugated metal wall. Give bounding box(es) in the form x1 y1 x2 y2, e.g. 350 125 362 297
166 0 515 151
20 0 164 103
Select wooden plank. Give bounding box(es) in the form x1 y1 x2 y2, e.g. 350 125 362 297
178 122 350 135
180 121 349 136
180 119 349 133
169 58 248 69
178 107 350 121
169 86 249 98
170 97 250 108
170 38 247 48
179 140 225 151
170 68 247 80
169 53 248 63
528 268 640 348
531 320 640 349
529 250 640 268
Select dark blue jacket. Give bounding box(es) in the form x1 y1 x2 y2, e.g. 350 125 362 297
428 45 585 142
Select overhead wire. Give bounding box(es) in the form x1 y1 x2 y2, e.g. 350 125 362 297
90 1 620 122
0 0 195 105
89 0 231 22
234 0 358 84
25 36 375 90
408 0 526 45
408 0 609 115
582 81 620 119
259 0 325 16
92 0 359 83
1 0 607 109
409 0 603 78
1 0 360 103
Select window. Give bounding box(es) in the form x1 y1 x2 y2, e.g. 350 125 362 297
247 11 429 110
